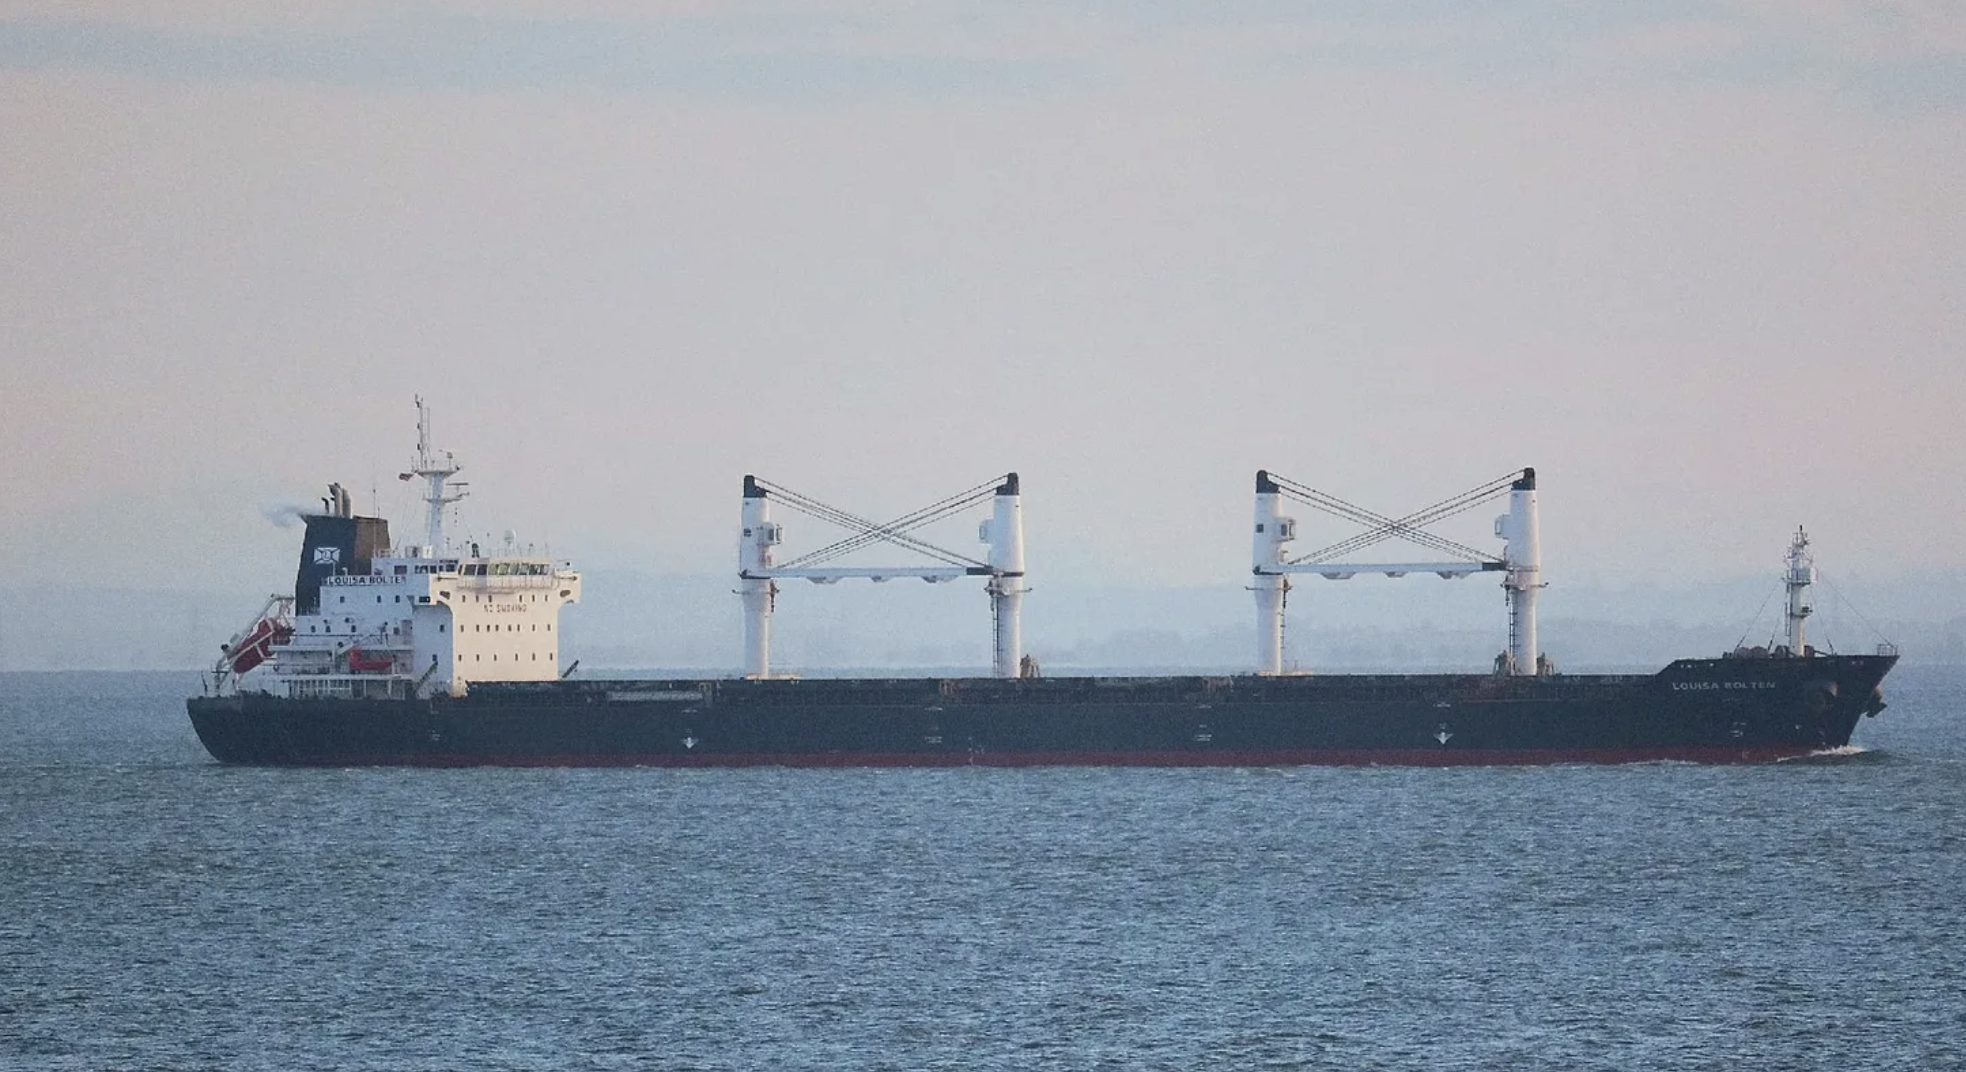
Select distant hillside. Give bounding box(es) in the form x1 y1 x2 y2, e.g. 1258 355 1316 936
6 569 1961 672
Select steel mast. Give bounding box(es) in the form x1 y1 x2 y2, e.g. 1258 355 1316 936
738 476 779 679
1251 471 1293 676
1499 469 1541 675
1784 527 1814 655
983 474 1026 678
409 396 467 556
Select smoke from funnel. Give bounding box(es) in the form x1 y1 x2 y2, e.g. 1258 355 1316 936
260 501 310 529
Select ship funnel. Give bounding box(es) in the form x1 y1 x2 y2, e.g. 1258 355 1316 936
294 512 390 615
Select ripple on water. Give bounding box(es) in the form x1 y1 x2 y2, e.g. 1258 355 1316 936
2 670 1964 1070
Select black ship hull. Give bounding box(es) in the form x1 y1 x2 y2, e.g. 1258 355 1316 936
187 654 1895 768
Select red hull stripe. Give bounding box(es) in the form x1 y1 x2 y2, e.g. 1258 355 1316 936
265 746 1827 768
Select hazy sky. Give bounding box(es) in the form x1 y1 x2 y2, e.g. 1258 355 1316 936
5 1 1964 602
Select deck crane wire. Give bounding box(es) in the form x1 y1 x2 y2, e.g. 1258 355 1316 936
1814 569 1896 653
1731 582 1782 652
759 476 1004 572
1272 470 1521 566
1277 478 1501 564
766 479 997 570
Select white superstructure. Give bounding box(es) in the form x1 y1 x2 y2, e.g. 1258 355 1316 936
272 542 579 699
209 401 580 700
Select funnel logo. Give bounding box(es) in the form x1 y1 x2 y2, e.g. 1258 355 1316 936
313 547 341 566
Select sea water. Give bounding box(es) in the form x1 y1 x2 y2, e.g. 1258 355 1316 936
2 667 1963 1070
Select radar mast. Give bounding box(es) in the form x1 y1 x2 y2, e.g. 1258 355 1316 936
1784 527 1814 655
409 396 467 555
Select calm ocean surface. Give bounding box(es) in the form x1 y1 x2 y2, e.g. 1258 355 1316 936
3 667 1963 1071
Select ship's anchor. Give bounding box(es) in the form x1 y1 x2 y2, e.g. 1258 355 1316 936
1435 724 1453 745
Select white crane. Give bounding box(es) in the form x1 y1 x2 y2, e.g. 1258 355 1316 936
1252 468 1544 676
739 473 1025 679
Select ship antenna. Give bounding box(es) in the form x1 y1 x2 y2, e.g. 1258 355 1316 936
411 396 467 555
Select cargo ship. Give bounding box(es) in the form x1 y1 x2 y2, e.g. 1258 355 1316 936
187 403 1897 767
